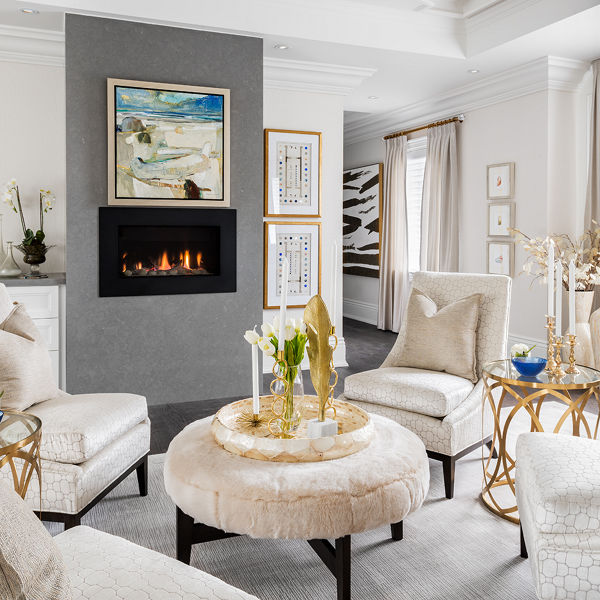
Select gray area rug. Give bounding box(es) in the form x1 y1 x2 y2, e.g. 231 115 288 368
45 447 538 600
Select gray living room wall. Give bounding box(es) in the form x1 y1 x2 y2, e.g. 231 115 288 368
65 15 263 405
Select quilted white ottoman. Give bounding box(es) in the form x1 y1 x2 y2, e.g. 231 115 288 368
516 433 600 600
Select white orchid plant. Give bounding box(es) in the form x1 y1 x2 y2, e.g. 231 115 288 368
3 179 55 248
511 226 600 291
244 316 308 367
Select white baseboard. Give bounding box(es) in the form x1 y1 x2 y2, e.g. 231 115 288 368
262 336 348 373
507 333 547 358
343 298 378 325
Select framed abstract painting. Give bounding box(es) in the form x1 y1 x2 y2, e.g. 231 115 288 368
343 163 382 278
107 78 230 207
264 221 321 309
487 162 514 200
488 202 514 237
487 241 514 277
264 129 321 217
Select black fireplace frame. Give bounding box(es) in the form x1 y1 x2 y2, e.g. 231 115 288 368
99 207 236 297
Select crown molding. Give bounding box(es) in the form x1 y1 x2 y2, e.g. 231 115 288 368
344 56 590 146
264 57 376 95
0 24 64 67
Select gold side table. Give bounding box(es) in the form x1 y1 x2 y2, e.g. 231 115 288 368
0 410 42 499
482 359 600 523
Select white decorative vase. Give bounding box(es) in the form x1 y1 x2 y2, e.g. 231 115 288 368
574 291 595 368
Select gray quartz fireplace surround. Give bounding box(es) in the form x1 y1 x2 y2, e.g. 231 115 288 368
66 14 263 405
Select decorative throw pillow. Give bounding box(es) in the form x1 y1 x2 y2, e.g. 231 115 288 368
0 304 59 411
0 481 72 599
393 288 481 383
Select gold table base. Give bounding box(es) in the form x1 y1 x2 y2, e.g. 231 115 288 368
482 365 600 523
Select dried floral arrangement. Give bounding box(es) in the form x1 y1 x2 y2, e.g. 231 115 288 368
510 225 600 291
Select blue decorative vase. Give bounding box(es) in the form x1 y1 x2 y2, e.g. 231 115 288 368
511 356 547 377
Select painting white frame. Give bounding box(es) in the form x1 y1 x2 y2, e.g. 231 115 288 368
107 77 230 207
487 241 514 277
264 129 321 217
488 202 514 237
264 221 321 309
487 162 515 200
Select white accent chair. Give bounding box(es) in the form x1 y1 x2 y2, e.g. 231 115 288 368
0 283 150 529
338 271 511 499
516 433 600 600
0 480 258 600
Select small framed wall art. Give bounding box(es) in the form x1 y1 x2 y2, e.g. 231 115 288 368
107 78 230 207
264 129 321 217
264 221 321 309
487 241 514 277
487 162 515 200
343 163 383 278
488 202 514 237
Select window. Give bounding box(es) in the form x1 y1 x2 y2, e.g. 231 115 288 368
405 137 427 273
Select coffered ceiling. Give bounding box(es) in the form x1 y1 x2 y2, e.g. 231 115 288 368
2 0 600 131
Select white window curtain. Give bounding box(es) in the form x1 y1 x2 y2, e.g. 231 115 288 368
585 59 600 226
420 122 459 272
378 136 409 332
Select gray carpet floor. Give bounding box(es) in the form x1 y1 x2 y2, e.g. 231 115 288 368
45 448 538 600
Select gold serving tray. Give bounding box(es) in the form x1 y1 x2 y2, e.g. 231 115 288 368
211 395 374 462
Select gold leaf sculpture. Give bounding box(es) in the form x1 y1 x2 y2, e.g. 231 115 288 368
304 295 334 421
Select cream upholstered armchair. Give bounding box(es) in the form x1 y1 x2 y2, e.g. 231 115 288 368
338 271 511 499
0 283 150 529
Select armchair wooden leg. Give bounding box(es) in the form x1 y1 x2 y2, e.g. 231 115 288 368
485 439 498 459
520 524 528 558
136 454 148 497
64 514 81 530
442 456 455 499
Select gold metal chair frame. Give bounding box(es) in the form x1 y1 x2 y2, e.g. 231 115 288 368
481 364 600 523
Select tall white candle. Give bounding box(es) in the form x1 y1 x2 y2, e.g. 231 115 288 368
331 242 339 328
547 240 555 317
568 259 576 336
278 256 289 351
555 260 563 336
251 343 259 414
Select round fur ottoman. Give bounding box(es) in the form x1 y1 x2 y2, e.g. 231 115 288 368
165 414 429 599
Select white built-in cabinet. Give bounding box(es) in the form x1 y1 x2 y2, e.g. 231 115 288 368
6 284 66 389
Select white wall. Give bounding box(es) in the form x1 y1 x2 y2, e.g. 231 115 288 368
263 88 347 369
0 60 66 273
343 135 384 324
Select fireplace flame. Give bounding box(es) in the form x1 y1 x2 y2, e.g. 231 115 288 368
158 251 171 271
122 263 126 273
196 252 202 268
183 250 191 270
135 261 142 271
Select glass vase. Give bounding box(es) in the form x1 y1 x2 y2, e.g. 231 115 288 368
273 361 304 437
0 215 7 266
0 242 22 277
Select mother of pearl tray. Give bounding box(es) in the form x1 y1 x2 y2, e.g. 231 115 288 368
211 395 374 462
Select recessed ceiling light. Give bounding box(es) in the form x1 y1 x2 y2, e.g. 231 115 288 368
273 44 289 50
20 8 39 14
368 96 379 100
468 69 480 74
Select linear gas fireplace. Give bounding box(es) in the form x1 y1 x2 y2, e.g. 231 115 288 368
99 207 236 297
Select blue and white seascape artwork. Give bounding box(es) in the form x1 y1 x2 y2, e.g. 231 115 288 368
114 85 225 201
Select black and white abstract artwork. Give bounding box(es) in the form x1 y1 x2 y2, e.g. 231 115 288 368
343 163 382 278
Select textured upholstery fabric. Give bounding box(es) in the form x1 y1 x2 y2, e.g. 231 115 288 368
341 380 492 456
343 367 474 418
0 481 71 600
516 433 600 600
383 271 511 379
0 283 13 322
0 304 59 410
393 288 481 382
165 414 429 540
0 420 150 514
26 391 148 463
56 526 258 600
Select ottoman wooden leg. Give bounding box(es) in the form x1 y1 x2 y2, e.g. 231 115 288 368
176 507 195 564
307 535 352 600
391 521 403 541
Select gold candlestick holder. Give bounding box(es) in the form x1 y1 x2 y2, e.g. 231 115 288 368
565 334 579 375
552 336 565 380
545 316 556 374
268 350 293 438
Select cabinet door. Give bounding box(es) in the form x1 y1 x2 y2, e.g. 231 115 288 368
7 286 58 319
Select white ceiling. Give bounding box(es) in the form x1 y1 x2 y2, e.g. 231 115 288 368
2 0 600 116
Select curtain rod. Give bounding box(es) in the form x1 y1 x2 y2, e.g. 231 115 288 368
383 114 465 141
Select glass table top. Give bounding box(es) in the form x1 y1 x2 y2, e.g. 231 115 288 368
0 411 41 449
483 359 600 388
